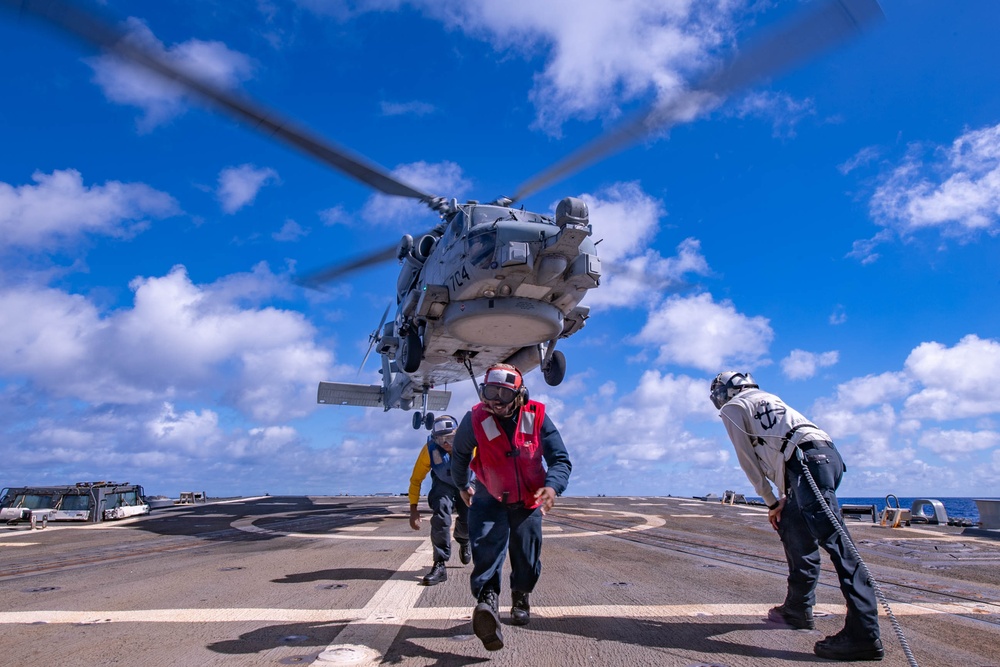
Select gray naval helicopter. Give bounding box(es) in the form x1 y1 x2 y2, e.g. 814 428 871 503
6 0 884 429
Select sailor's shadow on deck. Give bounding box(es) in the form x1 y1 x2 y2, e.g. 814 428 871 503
207 617 822 664
384 617 825 664
271 567 397 584
526 617 824 662
206 620 347 655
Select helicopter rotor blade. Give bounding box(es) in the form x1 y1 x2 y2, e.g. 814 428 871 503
359 304 391 376
296 244 400 289
511 0 884 203
3 0 440 204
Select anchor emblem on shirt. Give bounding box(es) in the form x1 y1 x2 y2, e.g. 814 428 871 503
753 400 784 431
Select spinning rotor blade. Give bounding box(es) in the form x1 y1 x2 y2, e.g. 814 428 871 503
512 0 884 203
297 244 399 289
4 0 437 203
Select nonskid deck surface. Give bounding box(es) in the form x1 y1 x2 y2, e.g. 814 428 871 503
1 496 998 666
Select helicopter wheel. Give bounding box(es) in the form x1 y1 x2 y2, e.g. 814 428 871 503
400 331 422 373
543 350 566 386
424 412 435 430
412 412 423 430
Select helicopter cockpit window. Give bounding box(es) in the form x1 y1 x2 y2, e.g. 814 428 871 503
470 206 555 227
467 229 497 268
442 210 467 248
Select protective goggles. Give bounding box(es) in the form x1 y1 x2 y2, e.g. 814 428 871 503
482 384 517 403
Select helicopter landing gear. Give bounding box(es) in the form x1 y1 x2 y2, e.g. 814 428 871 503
542 350 566 386
400 330 422 373
411 386 435 430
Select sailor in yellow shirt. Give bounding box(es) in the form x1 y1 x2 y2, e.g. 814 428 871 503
408 415 471 585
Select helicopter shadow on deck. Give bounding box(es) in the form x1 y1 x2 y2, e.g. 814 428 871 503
125 497 402 543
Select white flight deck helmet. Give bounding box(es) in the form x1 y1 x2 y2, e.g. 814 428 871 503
710 371 759 410
431 415 458 441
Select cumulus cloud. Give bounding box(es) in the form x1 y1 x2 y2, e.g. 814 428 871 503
87 17 255 131
217 164 280 214
272 219 308 242
573 181 710 309
0 169 178 250
0 264 336 421
632 292 772 372
917 428 1000 462
360 161 472 227
809 335 1000 473
903 335 1000 420
869 123 1000 238
298 0 743 135
781 349 838 380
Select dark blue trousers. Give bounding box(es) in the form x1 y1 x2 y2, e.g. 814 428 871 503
780 442 880 639
428 477 469 563
468 486 543 598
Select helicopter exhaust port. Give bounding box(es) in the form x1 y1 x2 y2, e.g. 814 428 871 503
442 298 563 347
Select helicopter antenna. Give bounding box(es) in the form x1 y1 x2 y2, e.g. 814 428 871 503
511 0 884 203
3 0 444 207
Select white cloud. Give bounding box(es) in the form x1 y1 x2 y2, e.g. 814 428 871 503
0 169 178 250
781 349 838 380
273 219 308 242
87 18 255 131
869 123 1000 238
903 335 1000 420
917 428 1000 462
217 164 280 214
0 264 336 422
632 292 772 372
361 161 472 227
831 371 914 410
299 0 743 135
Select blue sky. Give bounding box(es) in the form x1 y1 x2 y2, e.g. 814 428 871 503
2 0 999 499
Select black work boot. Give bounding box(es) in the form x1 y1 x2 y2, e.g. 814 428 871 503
510 591 530 626
421 562 447 586
814 631 884 661
459 542 472 565
767 603 815 630
472 589 504 651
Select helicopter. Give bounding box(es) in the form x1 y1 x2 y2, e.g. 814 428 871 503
4 0 883 430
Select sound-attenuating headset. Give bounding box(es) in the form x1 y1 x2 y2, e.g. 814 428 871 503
480 363 528 407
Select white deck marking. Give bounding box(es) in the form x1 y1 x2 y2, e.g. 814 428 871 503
311 537 433 665
337 526 379 532
2 600 994 626
669 514 713 518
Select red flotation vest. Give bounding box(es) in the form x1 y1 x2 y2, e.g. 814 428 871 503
470 400 547 509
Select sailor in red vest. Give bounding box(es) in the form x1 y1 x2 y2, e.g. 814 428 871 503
451 363 573 652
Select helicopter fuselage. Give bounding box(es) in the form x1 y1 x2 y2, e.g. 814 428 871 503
382 199 601 394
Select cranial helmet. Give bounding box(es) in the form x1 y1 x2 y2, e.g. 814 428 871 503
480 363 528 408
432 415 457 438
710 371 759 409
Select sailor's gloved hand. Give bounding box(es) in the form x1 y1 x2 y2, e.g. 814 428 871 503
409 506 421 530
534 487 556 515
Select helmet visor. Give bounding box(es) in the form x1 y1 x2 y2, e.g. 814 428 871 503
482 384 517 403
